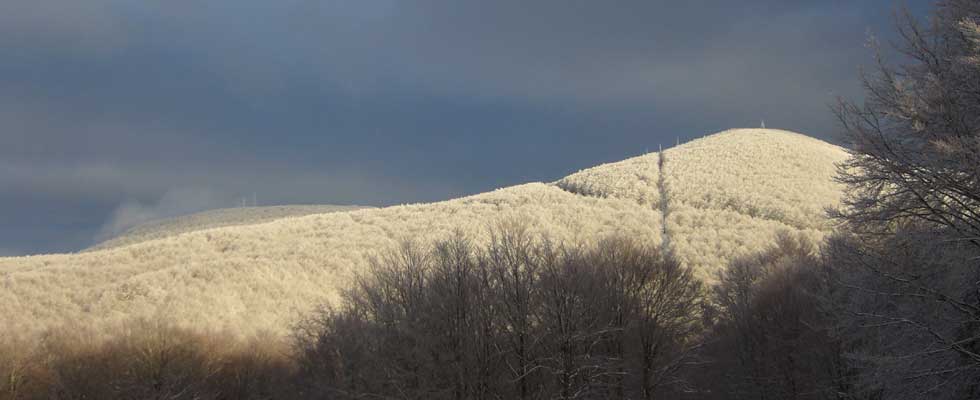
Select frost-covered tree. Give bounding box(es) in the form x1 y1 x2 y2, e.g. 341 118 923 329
834 0 980 244
831 2 980 398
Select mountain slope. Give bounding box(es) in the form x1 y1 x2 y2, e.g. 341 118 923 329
663 129 847 276
663 129 846 230
0 128 847 342
557 128 847 279
0 183 661 339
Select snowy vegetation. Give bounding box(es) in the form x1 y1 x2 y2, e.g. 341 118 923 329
663 129 847 230
556 128 847 281
664 129 846 279
665 204 826 282
0 127 849 344
2 0 977 398
556 151 661 206
0 123 860 400
0 183 662 342
0 125 855 362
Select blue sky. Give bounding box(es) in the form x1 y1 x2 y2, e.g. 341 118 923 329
0 0 932 255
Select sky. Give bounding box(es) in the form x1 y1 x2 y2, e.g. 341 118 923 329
1 0 934 256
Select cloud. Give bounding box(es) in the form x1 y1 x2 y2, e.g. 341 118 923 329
96 187 233 241
0 1 888 143
0 157 460 207
0 0 868 107
0 0 929 254
0 155 463 251
0 0 127 51
203 2 870 108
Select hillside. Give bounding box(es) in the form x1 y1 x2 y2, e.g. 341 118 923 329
87 205 371 252
0 184 661 340
559 129 847 278
0 128 848 343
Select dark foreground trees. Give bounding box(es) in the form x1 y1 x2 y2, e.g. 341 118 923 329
293 226 705 400
0 320 292 400
694 233 851 400
826 227 980 400
828 1 980 398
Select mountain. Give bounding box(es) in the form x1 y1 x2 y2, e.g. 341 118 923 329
0 128 848 342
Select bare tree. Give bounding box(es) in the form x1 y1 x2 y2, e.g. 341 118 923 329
537 245 609 399
827 227 980 400
829 2 980 398
630 247 704 399
481 221 546 400
295 223 707 400
833 0 980 245
589 236 704 399
705 232 850 400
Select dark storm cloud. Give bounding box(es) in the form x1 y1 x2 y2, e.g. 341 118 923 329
0 0 933 254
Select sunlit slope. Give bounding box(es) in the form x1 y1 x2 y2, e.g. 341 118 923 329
663 129 847 279
0 128 848 340
663 129 846 230
556 128 848 280
0 183 661 338
88 205 370 252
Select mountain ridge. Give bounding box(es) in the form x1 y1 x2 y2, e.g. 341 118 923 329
0 128 848 342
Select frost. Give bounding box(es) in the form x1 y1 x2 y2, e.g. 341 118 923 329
0 128 847 344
